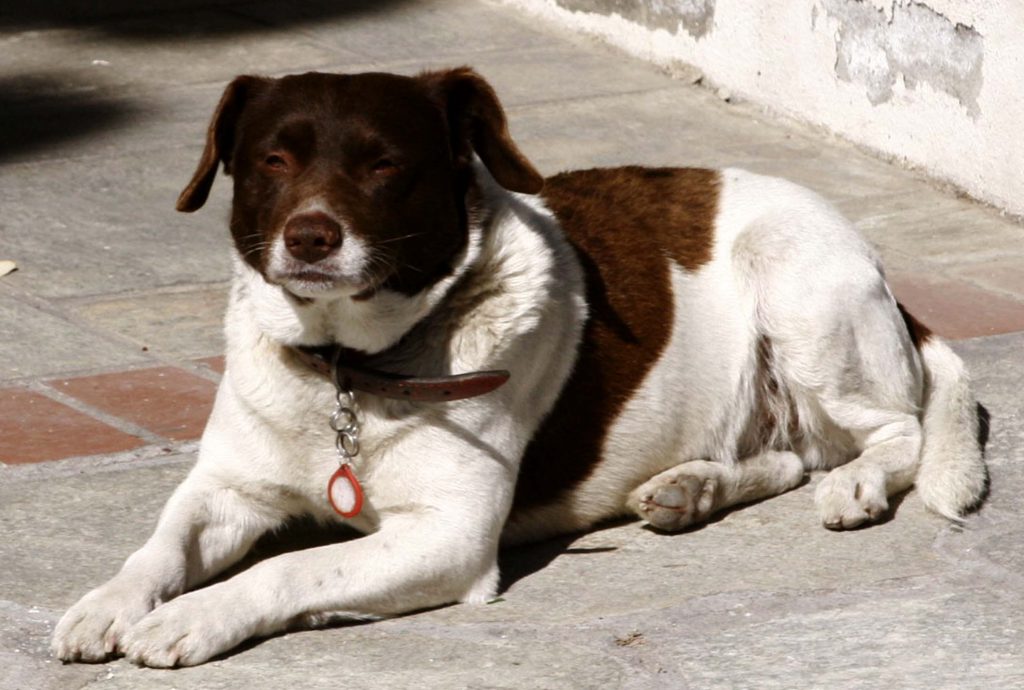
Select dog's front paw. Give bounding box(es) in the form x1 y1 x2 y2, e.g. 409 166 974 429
52 581 158 663
630 471 718 532
815 464 888 530
121 588 251 667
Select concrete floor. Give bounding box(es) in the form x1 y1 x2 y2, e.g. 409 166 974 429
2 1 1023 688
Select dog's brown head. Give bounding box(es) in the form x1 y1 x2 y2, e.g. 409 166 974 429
177 68 542 299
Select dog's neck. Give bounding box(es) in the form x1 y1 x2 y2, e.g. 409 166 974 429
287 342 509 402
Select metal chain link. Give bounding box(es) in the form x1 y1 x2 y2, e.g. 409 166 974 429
329 386 360 462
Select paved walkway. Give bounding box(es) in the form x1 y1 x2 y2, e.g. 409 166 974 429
2 1 1023 688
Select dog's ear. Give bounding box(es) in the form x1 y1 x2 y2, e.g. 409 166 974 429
176 76 267 212
420 68 544 195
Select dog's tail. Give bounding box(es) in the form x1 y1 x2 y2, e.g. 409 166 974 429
914 330 987 521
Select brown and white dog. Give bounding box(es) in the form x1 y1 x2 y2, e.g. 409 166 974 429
53 68 987 667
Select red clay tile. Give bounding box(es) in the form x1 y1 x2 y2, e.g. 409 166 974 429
890 272 1024 340
48 367 217 441
0 389 144 464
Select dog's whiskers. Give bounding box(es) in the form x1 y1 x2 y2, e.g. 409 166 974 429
375 231 427 246
243 242 271 259
364 251 396 284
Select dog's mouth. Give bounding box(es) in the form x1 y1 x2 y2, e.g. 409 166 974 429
268 262 380 300
270 253 393 298
263 226 382 299
288 269 339 284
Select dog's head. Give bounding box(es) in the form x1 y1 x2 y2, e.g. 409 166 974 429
177 68 542 301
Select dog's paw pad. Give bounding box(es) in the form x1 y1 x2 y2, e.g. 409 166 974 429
635 475 717 532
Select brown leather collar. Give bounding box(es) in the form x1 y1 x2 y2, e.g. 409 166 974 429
290 344 510 402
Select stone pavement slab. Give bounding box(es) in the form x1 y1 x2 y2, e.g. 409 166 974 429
0 294 151 381
0 155 233 299
2 0 1023 687
68 285 229 361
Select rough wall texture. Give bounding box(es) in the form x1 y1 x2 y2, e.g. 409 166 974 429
500 0 1024 217
557 0 717 38
824 0 983 115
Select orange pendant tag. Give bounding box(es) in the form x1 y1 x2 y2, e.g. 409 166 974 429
328 463 364 518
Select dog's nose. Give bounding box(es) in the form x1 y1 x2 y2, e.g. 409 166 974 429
283 212 342 263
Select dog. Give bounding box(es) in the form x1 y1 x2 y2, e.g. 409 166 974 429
52 68 987 667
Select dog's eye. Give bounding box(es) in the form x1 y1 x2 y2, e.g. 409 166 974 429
371 158 400 176
262 153 291 173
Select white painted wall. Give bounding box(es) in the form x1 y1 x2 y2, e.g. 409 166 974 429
499 0 1024 217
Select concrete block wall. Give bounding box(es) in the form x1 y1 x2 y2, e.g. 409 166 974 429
500 0 1024 217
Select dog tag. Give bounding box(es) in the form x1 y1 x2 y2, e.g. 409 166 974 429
328 463 364 518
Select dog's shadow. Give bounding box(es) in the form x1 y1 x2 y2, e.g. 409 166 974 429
204 515 623 662
216 515 623 593
498 523 625 591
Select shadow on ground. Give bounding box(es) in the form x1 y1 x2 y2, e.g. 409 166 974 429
0 0 417 162
0 0 415 37
214 513 623 595
0 74 142 162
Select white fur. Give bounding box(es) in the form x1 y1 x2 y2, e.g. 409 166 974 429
915 338 987 519
266 209 372 301
52 166 985 666
505 168 983 539
52 166 587 666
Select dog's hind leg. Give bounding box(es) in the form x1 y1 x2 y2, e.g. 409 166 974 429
626 451 805 532
739 212 926 530
810 401 922 529
757 281 925 531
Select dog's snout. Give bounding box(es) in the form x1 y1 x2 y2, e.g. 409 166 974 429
283 212 342 263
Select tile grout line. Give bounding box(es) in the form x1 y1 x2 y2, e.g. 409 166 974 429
0 286 163 369
1 356 222 389
174 359 225 385
48 279 232 307
1 283 231 382
1 275 227 315
27 380 171 448
0 443 197 483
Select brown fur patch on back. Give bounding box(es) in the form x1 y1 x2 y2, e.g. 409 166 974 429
512 167 721 511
